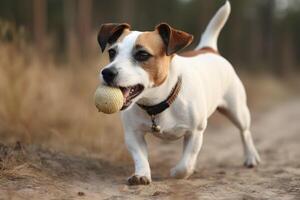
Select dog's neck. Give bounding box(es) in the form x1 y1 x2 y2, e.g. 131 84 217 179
137 57 180 106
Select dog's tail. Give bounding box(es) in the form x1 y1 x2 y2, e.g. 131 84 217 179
196 1 231 51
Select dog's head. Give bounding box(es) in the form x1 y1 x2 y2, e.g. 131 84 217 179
98 23 193 110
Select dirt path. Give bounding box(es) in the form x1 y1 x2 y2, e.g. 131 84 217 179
1 100 300 200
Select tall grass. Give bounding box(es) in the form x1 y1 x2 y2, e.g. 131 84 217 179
0 32 128 162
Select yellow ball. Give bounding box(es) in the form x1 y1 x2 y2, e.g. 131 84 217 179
94 85 124 114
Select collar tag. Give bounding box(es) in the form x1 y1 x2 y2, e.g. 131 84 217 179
137 76 182 133
151 115 161 132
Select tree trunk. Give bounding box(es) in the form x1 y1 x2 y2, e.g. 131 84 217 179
78 0 92 58
33 0 47 58
64 0 80 62
120 0 134 24
278 31 295 77
261 0 275 68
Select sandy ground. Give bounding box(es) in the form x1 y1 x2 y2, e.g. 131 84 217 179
0 99 299 200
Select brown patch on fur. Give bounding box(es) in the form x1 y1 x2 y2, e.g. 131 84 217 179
135 31 172 86
117 29 130 43
133 23 194 86
156 23 194 56
97 23 131 52
179 46 219 57
100 29 131 68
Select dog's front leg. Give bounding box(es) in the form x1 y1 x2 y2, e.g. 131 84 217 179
125 130 151 185
170 128 205 179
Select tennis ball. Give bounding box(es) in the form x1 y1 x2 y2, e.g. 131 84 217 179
94 85 124 114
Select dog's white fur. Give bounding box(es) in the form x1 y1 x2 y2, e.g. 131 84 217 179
100 1 260 184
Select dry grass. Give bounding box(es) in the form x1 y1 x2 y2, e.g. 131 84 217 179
0 40 129 163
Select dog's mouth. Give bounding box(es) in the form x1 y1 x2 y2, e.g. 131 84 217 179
119 84 144 110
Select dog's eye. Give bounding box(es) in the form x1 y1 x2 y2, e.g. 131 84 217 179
134 50 152 62
108 49 117 61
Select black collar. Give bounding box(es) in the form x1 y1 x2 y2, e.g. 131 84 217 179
137 76 182 116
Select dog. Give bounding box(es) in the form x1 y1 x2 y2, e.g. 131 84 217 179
97 1 261 185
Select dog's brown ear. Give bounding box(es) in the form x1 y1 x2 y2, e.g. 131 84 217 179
97 23 131 52
156 23 193 56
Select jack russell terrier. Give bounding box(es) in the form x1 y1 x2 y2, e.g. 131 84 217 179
97 1 260 185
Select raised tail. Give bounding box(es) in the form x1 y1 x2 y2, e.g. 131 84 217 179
196 1 231 51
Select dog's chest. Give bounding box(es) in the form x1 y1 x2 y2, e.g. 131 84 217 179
141 114 190 140
151 125 187 140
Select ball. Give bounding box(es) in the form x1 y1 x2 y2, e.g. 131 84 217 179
94 85 124 114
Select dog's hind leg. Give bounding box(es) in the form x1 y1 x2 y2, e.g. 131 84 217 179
218 78 261 168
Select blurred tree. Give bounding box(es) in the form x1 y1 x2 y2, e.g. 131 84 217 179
280 31 296 76
78 0 92 58
120 0 135 24
64 0 79 62
260 0 275 69
33 0 47 57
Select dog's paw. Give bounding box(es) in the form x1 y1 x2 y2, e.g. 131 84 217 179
244 153 261 168
170 165 194 179
127 175 151 185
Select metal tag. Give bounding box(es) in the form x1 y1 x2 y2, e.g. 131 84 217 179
151 115 161 132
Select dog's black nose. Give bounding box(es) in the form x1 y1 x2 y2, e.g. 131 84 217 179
102 67 118 84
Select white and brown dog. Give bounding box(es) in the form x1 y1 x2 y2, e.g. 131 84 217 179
98 1 260 185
